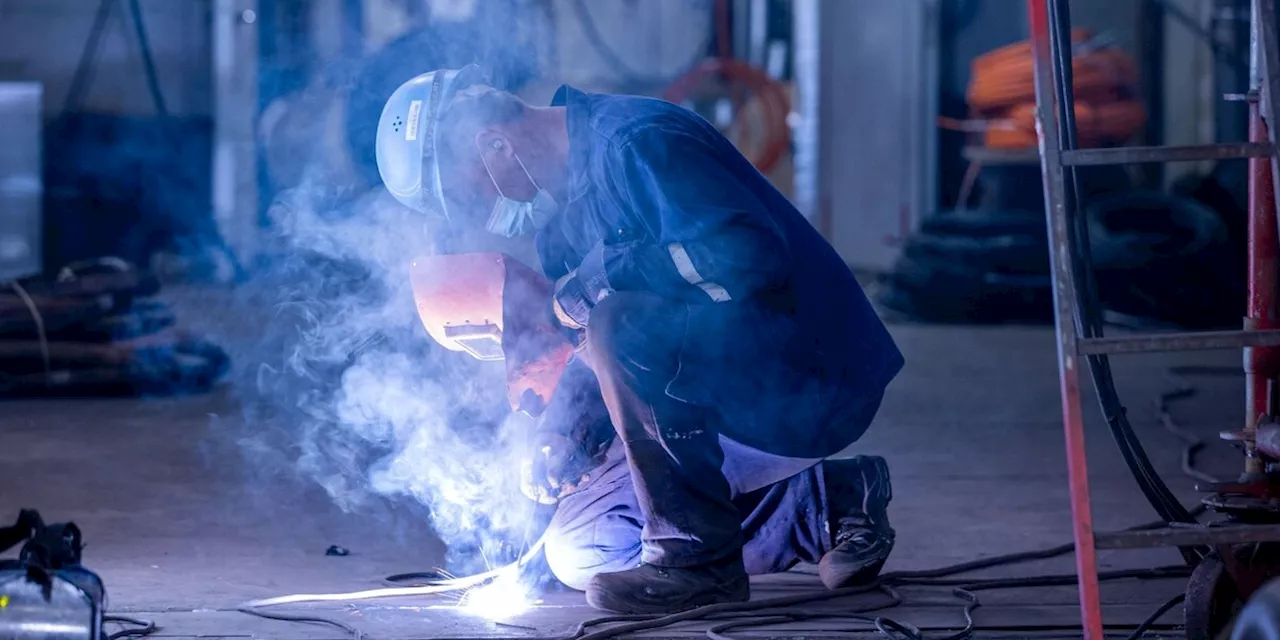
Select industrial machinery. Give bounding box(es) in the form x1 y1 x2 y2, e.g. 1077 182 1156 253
1030 0 1280 637
408 252 576 417
0 510 108 640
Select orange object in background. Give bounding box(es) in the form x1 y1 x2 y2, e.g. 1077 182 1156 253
985 101 1148 149
409 253 575 416
945 28 1146 150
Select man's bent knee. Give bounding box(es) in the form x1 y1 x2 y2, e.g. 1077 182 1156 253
543 513 643 591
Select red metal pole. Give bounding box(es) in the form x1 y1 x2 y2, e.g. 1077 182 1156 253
1246 0 1278 475
1027 1 1105 638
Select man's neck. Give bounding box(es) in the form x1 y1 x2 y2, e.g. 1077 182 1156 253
522 106 571 200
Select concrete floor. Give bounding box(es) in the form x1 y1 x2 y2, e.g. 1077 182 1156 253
0 300 1251 638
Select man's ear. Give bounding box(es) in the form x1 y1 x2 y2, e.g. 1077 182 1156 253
475 130 514 161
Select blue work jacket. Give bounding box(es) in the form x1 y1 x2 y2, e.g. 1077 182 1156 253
536 86 903 457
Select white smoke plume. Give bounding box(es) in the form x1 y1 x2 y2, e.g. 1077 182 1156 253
234 174 539 573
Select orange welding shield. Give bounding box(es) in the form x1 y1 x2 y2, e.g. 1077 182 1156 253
409 253 575 416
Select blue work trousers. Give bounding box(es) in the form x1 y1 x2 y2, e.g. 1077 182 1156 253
541 292 873 590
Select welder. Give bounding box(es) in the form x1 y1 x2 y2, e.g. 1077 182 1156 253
375 66 905 614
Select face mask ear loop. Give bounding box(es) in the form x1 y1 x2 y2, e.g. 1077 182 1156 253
478 147 510 199
478 147 511 230
512 151 544 194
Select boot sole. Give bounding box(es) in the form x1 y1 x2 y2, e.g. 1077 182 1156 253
585 577 750 614
818 554 889 590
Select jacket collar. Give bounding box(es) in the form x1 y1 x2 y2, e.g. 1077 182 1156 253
550 85 592 203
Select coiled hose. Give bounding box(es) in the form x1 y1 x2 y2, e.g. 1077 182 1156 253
942 28 1147 149
662 57 792 174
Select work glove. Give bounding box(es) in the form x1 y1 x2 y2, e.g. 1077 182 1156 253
519 358 614 504
552 242 612 331
520 431 595 505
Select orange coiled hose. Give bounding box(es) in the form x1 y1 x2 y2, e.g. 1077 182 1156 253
663 58 791 174
988 101 1148 149
951 29 1146 149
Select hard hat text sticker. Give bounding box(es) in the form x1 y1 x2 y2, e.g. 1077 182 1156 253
406 100 423 141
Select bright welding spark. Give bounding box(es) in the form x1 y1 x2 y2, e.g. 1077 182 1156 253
458 569 532 621
241 538 548 616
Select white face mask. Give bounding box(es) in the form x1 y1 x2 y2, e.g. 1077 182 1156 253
480 148 559 237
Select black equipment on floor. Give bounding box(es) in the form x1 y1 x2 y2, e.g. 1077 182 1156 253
0 510 106 640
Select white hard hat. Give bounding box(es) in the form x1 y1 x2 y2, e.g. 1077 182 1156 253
375 65 489 217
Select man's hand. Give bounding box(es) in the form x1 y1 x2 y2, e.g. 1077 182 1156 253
520 432 593 505
553 273 591 330
551 243 612 331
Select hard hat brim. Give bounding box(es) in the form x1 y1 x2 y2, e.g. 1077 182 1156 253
419 65 490 220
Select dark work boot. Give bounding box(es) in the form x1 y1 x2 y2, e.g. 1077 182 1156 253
818 455 895 590
584 552 749 614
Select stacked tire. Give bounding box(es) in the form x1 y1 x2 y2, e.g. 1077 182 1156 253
878 191 1244 329
0 261 229 397
878 210 1054 324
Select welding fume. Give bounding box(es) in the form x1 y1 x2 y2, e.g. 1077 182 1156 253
369 63 905 615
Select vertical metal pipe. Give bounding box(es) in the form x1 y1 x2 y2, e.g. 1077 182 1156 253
1267 377 1277 416
1245 0 1277 476
790 0 821 228
214 0 261 267
1027 1 1104 638
749 0 767 67
1138 0 1165 187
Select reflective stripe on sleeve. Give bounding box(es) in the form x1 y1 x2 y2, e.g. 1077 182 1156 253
667 242 732 302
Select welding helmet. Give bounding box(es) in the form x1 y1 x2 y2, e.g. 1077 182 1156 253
375 65 489 217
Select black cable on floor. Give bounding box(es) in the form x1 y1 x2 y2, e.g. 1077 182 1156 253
384 570 449 587
1125 593 1186 640
1158 366 1242 486
104 614 157 640
236 606 363 640
565 584 900 640
559 564 1190 640
700 588 974 640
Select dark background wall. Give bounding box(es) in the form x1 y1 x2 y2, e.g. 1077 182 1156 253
0 0 211 117
0 0 218 274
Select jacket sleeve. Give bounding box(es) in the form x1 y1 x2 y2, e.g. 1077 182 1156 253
588 128 790 304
